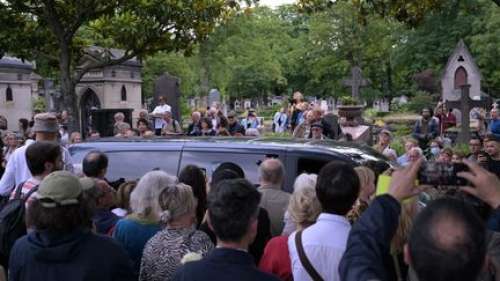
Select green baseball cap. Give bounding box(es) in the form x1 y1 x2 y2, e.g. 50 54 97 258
35 171 82 208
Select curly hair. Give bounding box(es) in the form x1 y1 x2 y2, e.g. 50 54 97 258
26 195 93 233
288 174 321 228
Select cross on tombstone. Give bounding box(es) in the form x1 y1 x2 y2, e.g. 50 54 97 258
445 84 489 144
342 66 370 101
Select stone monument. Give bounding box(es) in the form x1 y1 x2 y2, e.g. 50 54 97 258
445 84 489 144
342 66 370 102
442 40 482 103
208 89 221 108
154 73 181 122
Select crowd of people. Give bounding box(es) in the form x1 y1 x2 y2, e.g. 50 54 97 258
367 102 500 177
1 93 500 281
105 92 341 140
0 110 498 281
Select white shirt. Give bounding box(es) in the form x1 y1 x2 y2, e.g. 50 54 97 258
288 213 351 281
151 104 171 129
0 140 73 196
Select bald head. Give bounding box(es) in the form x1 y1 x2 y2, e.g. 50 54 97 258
82 151 108 179
408 198 486 281
259 158 285 188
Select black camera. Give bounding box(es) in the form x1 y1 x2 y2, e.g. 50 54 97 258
418 162 469 186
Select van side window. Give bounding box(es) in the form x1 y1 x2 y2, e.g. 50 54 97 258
106 151 180 181
180 151 283 185
297 158 329 175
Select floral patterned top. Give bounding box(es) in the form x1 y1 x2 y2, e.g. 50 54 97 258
139 227 214 281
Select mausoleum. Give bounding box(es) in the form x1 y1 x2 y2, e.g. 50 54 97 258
0 56 41 130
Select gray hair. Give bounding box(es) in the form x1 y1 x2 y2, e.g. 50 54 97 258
117 122 131 132
293 173 317 192
259 158 285 185
410 147 424 156
288 173 321 228
114 112 125 121
158 183 197 224
130 170 178 221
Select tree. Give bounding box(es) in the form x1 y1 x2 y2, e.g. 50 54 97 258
202 7 289 99
142 52 200 100
298 0 499 26
0 0 244 130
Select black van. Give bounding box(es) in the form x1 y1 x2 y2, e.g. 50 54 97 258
69 137 388 192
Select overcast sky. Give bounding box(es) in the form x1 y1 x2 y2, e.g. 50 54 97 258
259 0 297 7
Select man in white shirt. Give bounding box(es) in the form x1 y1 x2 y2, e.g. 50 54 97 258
0 113 73 196
151 96 172 136
288 161 360 281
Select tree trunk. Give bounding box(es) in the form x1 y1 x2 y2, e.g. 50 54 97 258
199 40 210 107
58 44 80 133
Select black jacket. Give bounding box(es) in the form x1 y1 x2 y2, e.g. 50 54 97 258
339 195 401 281
228 122 245 136
187 122 201 136
9 229 135 281
173 248 280 281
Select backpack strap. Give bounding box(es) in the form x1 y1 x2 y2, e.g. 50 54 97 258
22 185 39 203
295 230 324 281
13 182 26 200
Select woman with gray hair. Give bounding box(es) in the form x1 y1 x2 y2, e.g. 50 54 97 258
139 183 214 281
259 173 322 281
113 170 177 275
281 173 319 236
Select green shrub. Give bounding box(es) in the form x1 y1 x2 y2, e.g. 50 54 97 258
404 92 435 113
32 96 46 112
391 137 406 156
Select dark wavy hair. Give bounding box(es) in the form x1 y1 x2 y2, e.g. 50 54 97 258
26 195 93 233
178 165 207 226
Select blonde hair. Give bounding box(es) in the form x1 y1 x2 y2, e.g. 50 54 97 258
293 173 317 192
116 181 137 211
391 199 417 254
354 166 375 189
158 183 197 224
288 174 321 228
130 170 177 221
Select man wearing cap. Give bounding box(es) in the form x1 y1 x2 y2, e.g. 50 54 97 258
227 111 245 136
9 171 135 281
310 122 325 140
151 96 171 136
0 113 73 196
374 129 398 161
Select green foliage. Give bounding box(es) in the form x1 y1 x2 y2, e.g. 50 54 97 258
390 137 406 156
32 96 46 112
142 52 200 98
0 0 248 130
453 143 471 156
340 96 358 105
402 93 435 113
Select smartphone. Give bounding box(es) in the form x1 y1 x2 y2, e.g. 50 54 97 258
418 162 469 186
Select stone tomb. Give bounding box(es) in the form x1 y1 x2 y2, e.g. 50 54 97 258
441 40 482 113
208 89 221 108
154 73 181 122
0 56 41 130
